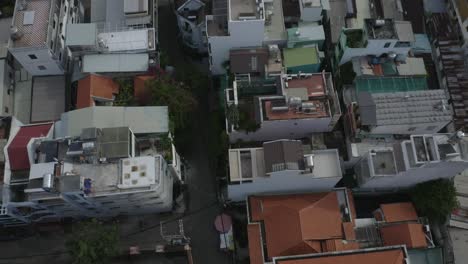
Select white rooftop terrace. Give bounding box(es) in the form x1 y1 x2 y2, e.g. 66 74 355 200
27 156 164 196
228 147 342 182
97 28 155 52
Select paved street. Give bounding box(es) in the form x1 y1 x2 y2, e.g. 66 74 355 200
157 0 231 262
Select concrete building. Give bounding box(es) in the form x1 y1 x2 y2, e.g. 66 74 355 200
206 0 286 74
351 133 468 191
175 0 207 53
335 19 415 66
66 0 158 75
227 139 342 201
0 57 14 117
0 106 182 227
286 23 325 49
226 72 341 142
229 44 283 78
8 0 82 76
298 0 329 22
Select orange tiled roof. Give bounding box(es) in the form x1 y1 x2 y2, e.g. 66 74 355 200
248 224 264 264
77 74 119 109
248 191 356 260
275 248 405 264
380 202 419 223
380 223 428 249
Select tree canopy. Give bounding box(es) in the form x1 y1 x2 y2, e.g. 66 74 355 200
66 219 119 264
145 76 198 132
411 179 459 223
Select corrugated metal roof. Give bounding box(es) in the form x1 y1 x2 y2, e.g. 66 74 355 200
82 54 149 73
355 76 428 93
358 90 452 126
357 92 377 125
8 124 53 171
55 106 169 138
263 140 304 173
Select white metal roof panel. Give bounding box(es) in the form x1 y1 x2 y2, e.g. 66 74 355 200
82 54 149 73
55 106 169 138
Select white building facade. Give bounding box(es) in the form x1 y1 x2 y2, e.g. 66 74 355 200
353 133 468 192
8 0 82 76
227 140 342 201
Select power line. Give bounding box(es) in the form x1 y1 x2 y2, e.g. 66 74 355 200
123 200 220 238
0 201 221 260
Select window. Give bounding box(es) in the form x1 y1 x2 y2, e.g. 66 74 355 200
384 42 391 48
38 65 47 70
408 127 417 131
395 41 411 48
251 56 257 71
4 107 8 113
28 54 37 60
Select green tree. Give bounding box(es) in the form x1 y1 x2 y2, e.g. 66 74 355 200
411 179 459 223
66 219 119 264
114 79 135 106
145 76 198 132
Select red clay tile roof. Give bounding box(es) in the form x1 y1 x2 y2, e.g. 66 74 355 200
275 248 406 264
77 74 119 109
134 75 154 105
380 223 428 249
248 224 264 264
248 191 356 260
321 239 359 252
380 202 419 223
8 124 53 171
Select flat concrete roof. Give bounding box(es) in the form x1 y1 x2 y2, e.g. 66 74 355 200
264 0 287 43
82 53 149 73
31 76 66 122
